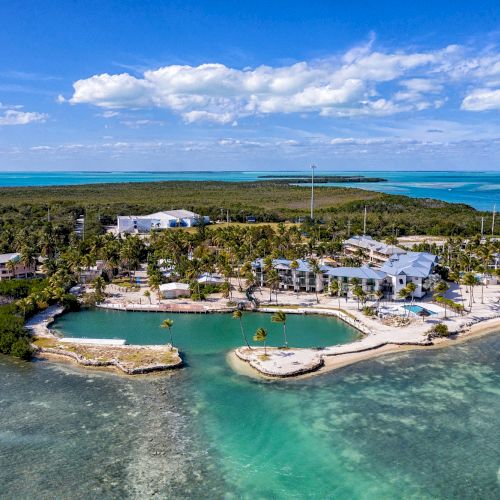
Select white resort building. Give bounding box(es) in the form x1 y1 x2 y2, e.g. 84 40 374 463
0 253 36 280
252 237 439 300
343 235 406 265
117 210 210 234
380 252 438 299
252 259 328 293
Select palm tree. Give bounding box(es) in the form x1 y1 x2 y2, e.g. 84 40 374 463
289 259 299 293
398 287 410 302
160 318 175 350
330 279 342 309
253 327 268 356
348 277 360 302
232 310 251 348
462 272 478 310
308 258 321 304
375 289 384 311
433 281 449 318
271 310 288 348
143 290 151 304
93 276 106 301
266 269 280 303
406 282 417 304
6 259 17 278
352 285 366 310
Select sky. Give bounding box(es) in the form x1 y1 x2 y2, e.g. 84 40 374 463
1 0 500 172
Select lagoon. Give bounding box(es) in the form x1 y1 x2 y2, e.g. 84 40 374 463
0 310 499 498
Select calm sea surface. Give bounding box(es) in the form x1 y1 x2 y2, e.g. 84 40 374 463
1 309 498 499
1 170 500 210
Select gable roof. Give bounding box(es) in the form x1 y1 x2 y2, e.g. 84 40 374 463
344 235 405 256
380 252 437 278
0 253 20 264
325 265 386 280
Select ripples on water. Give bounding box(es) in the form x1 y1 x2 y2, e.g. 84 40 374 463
1 334 499 499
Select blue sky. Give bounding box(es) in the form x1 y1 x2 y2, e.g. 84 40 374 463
1 0 500 171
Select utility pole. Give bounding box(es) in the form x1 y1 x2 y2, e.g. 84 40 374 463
47 207 51 223
226 209 230 224
347 220 351 237
363 206 367 235
492 204 496 236
481 216 484 236
310 164 316 220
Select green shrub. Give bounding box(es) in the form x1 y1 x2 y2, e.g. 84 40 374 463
362 306 375 317
10 337 33 360
429 323 450 338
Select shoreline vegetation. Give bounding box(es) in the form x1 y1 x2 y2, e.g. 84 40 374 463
0 179 498 377
26 305 182 375
0 180 490 237
256 175 387 183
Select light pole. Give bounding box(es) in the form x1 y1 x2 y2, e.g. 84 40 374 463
310 164 316 220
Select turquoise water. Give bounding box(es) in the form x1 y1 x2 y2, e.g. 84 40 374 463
403 305 437 315
1 310 499 498
53 309 359 352
1 170 500 210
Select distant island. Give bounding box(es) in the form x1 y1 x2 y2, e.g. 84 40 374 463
258 175 386 183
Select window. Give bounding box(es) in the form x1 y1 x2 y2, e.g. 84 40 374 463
399 278 404 284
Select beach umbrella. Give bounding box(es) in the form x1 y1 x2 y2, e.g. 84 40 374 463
417 309 431 322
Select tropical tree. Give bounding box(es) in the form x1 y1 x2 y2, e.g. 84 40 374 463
348 277 360 302
271 310 288 348
308 258 322 304
352 285 366 310
160 318 175 350
462 272 478 310
375 289 384 311
289 259 299 293
433 281 449 318
93 276 106 302
143 290 151 304
406 282 417 304
253 327 268 355
397 287 410 302
329 279 342 309
232 310 251 348
266 269 280 303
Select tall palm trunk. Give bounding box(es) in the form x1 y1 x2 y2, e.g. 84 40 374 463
239 318 250 348
282 324 288 348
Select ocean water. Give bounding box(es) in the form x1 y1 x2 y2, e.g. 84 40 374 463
1 170 499 210
1 310 498 499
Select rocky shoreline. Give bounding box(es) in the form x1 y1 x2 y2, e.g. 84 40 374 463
26 306 183 375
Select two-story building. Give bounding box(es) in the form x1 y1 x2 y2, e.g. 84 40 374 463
0 253 36 280
380 252 438 299
252 259 327 293
343 235 406 265
117 210 210 234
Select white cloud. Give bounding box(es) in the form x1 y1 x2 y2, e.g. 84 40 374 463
65 44 460 123
0 109 48 125
461 88 500 111
64 41 500 123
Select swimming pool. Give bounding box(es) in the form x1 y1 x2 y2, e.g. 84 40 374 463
403 304 436 315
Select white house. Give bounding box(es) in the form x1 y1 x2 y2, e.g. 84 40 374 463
343 235 406 265
0 253 36 280
197 273 224 285
159 282 191 299
380 252 438 299
117 210 210 234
